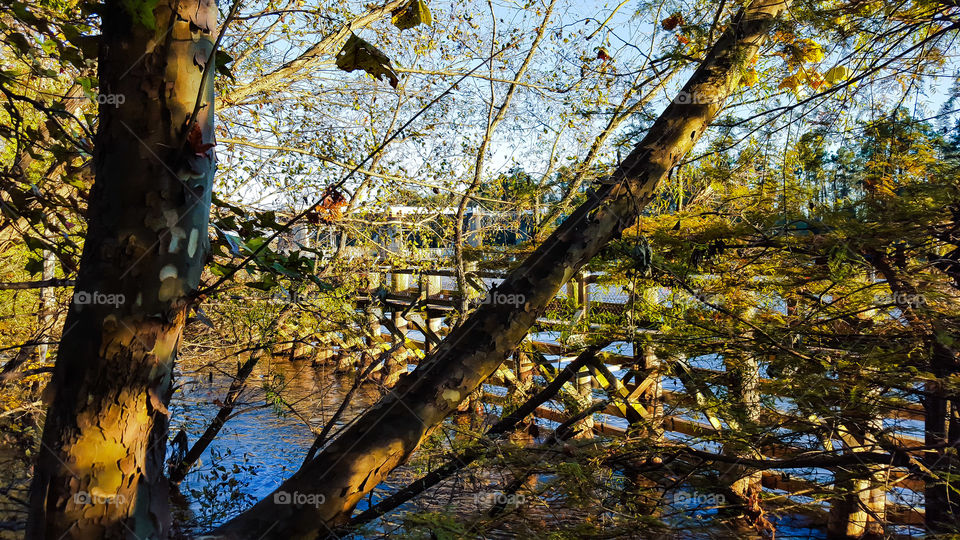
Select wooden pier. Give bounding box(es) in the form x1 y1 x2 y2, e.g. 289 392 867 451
273 266 924 534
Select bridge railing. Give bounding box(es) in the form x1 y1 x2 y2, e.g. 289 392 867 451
280 266 924 533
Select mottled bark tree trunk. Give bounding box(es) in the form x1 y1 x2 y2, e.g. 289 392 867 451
26 0 217 537
213 1 790 538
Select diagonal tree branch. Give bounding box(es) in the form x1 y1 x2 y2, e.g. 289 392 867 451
211 1 792 537
216 0 407 107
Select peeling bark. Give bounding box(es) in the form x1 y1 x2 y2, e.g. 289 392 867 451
26 0 217 537
212 2 790 538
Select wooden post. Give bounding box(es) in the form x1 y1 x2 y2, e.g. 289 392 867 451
455 260 481 318
468 207 483 248
628 286 663 436
421 272 442 352
579 273 590 320
639 343 663 437
622 286 666 516
508 347 537 444
566 275 579 307
464 261 479 301
572 366 595 438
719 298 763 526
515 349 535 392
366 271 382 336
390 271 410 339
565 273 590 348
364 270 383 355
382 270 410 387
827 415 887 538
721 348 763 525
37 249 56 362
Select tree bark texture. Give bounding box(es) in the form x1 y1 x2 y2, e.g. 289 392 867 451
27 0 217 537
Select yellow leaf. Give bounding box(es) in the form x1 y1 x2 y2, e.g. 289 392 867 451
742 69 759 87
778 73 801 92
824 66 851 84
392 0 432 30
791 39 824 65
804 46 824 64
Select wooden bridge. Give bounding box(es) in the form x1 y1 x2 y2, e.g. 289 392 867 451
274 266 925 536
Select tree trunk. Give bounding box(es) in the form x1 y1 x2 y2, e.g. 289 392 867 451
925 339 960 532
26 0 217 537
213 2 790 537
869 251 960 532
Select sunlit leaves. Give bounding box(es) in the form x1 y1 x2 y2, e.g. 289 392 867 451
661 12 684 31
304 187 347 225
823 65 851 84
392 0 432 30
778 72 802 92
792 39 824 65
7 32 31 56
335 33 399 88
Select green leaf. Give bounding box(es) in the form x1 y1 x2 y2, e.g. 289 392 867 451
121 0 159 30
8 33 31 56
77 76 97 102
243 236 267 253
245 279 275 291
392 0 432 30
212 195 247 216
335 33 399 89
60 46 86 70
209 262 231 277
214 227 241 256
24 256 43 275
270 261 295 277
23 235 46 252
64 174 88 190
258 210 280 229
215 215 238 231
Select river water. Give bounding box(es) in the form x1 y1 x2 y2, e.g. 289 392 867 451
0 278 926 537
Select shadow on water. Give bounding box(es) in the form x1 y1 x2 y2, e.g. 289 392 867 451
168 353 388 533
